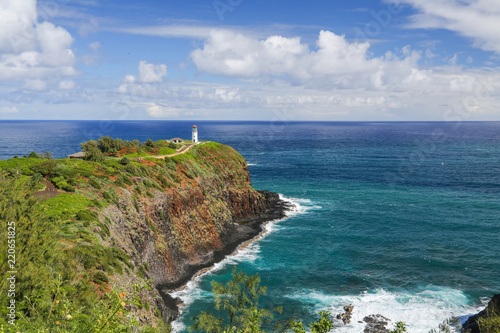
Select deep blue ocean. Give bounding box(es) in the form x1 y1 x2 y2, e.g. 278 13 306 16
1 121 499 332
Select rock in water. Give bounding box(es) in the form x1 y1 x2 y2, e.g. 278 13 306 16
363 314 391 333
463 294 500 333
337 304 354 325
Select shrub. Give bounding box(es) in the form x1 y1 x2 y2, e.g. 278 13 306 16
120 157 130 165
92 271 109 285
122 175 133 185
102 191 112 201
89 178 101 190
146 191 154 198
76 209 98 222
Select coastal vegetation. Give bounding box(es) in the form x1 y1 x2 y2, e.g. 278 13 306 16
0 138 263 332
1 137 497 333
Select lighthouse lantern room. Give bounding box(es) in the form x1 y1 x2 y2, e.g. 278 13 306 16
192 124 198 143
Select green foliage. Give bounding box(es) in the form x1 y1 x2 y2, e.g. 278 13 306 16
0 176 71 318
478 310 500 333
309 311 334 333
158 147 177 155
28 151 39 158
146 191 155 198
429 317 461 333
81 140 105 162
89 177 101 190
115 176 126 188
168 142 179 149
190 267 280 333
92 271 109 285
29 173 44 189
390 321 407 333
71 244 130 274
76 209 98 222
40 193 91 221
2 275 165 332
120 157 130 165
189 268 339 333
103 191 112 201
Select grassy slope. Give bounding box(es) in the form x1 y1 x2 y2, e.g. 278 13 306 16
0 142 250 332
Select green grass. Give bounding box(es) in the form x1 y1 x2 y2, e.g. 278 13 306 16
157 147 177 155
39 193 92 221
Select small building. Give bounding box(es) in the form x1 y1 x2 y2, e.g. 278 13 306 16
170 138 184 143
192 124 198 144
67 152 85 159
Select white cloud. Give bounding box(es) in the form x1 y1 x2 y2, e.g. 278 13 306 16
24 79 47 91
388 0 500 55
146 103 181 118
118 61 168 93
89 41 102 52
112 28 500 121
107 25 212 39
0 0 77 82
191 29 433 92
138 61 167 83
0 106 18 113
59 80 75 90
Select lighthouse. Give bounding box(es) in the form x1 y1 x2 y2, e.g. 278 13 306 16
192 124 198 143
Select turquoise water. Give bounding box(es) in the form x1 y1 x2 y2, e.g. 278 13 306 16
1 121 498 332
170 122 500 332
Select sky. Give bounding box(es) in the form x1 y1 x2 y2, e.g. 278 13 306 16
0 0 499 121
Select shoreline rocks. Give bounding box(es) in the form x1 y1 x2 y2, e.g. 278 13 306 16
463 294 500 333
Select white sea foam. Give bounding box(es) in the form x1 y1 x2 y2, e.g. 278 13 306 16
286 287 486 333
171 194 313 332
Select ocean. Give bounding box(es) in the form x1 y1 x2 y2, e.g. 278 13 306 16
1 120 499 332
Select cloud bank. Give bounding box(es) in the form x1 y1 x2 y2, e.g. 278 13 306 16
388 0 500 55
0 0 77 85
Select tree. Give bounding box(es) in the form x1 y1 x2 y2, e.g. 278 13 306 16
81 140 105 162
97 136 115 153
28 151 38 158
190 268 337 333
120 157 130 165
190 267 280 333
168 142 178 149
44 151 53 160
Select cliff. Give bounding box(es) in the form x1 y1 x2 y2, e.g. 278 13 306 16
97 143 288 321
0 141 288 328
463 294 500 333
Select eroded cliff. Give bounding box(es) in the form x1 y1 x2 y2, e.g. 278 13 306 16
94 142 287 322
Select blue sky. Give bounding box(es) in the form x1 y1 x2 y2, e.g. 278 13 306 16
0 0 499 120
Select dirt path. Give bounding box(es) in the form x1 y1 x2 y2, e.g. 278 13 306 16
34 180 61 199
153 143 198 159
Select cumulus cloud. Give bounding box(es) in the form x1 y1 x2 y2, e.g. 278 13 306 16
0 0 76 82
114 28 500 120
24 79 47 91
0 106 18 113
387 0 500 54
146 103 181 118
59 80 75 90
138 61 167 83
191 29 430 91
117 61 168 94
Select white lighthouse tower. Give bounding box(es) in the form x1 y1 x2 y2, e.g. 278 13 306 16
192 124 198 144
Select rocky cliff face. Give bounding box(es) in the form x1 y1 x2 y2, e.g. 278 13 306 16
463 294 500 333
94 143 287 323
